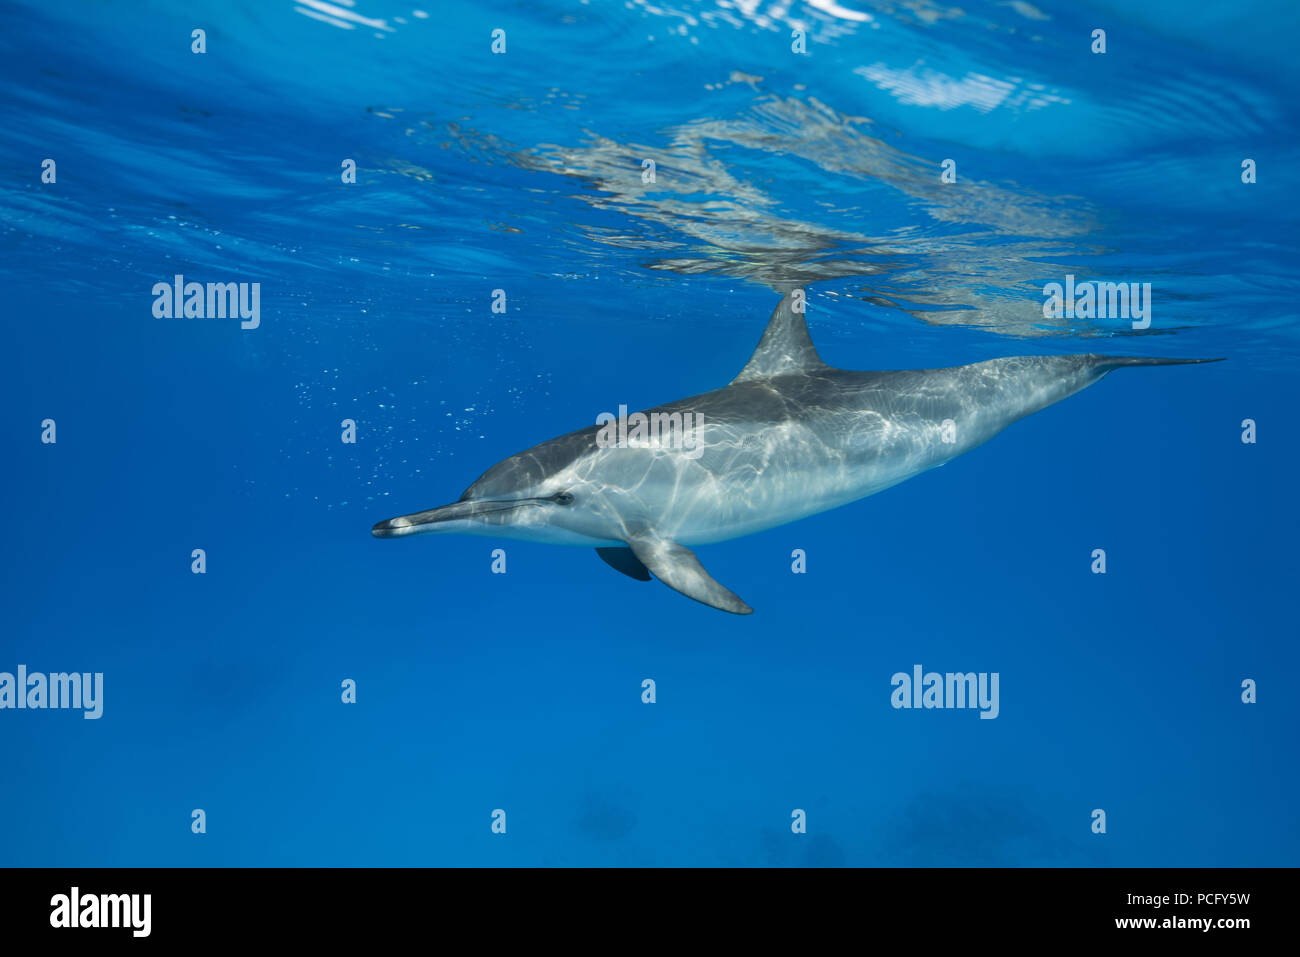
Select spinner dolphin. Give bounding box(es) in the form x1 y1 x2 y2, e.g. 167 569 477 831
373 291 1218 614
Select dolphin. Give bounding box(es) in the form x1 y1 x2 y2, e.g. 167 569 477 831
373 291 1218 614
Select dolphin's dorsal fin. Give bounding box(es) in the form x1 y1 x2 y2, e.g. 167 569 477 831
731 290 829 384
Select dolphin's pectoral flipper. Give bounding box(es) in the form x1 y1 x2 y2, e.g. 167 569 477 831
625 535 753 615
596 546 652 582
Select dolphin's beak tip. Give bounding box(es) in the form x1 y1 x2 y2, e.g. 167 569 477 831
373 511 441 538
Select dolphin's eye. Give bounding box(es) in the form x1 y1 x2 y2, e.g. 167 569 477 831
553 491 575 506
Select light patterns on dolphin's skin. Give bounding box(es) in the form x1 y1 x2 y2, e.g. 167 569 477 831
373 291 1219 614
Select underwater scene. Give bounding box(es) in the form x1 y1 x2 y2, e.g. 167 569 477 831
1 0 1297 866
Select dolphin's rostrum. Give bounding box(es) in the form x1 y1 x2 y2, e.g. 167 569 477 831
373 292 1219 614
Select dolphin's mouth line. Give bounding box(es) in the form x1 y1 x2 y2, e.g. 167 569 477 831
371 497 552 537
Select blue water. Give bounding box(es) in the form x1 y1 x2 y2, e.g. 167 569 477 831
2 0 1297 867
